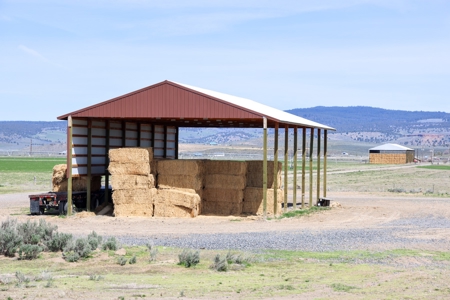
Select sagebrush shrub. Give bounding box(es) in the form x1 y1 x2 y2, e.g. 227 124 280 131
0 219 22 257
18 244 43 260
47 232 73 252
63 238 92 262
87 231 102 251
117 256 127 266
178 249 200 268
210 254 228 272
102 237 118 251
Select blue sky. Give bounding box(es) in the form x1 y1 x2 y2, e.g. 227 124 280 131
1 0 449 121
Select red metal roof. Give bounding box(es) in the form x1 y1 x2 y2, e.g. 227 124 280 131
58 80 334 129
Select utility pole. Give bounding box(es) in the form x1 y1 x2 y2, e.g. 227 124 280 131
29 139 33 156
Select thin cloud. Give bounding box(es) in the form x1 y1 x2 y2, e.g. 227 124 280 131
18 45 61 67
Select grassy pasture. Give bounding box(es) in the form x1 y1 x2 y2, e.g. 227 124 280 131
1 246 450 299
0 157 65 194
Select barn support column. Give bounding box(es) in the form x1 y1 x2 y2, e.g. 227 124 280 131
273 123 279 215
86 120 92 212
324 130 328 198
309 128 314 207
293 126 298 210
175 127 179 159
316 128 321 205
301 127 306 209
105 120 110 204
67 116 73 216
262 117 268 217
284 125 288 213
137 123 141 147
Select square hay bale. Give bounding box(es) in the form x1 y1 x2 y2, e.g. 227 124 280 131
108 161 150 175
112 188 156 205
153 202 197 218
243 187 283 215
246 161 282 188
154 189 200 209
204 161 248 175
202 188 244 203
111 174 155 190
52 165 102 192
201 201 242 216
109 147 153 163
158 174 203 190
204 174 246 189
157 159 205 176
114 203 154 217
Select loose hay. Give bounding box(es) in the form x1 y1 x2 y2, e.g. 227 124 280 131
246 161 282 188
243 187 283 215
109 147 152 163
111 174 155 190
202 188 244 203
204 174 246 189
204 161 247 175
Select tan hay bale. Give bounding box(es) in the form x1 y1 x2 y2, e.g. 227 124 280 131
109 147 152 163
52 166 101 192
243 187 283 215
204 161 248 175
204 174 246 189
108 162 150 175
154 189 200 209
246 161 282 188
153 201 196 218
112 188 156 205
52 164 67 184
202 188 244 203
114 204 153 217
157 159 205 176
158 174 203 190
111 174 155 190
201 201 242 216
330 201 342 208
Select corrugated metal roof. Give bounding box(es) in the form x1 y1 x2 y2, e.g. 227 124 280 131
173 82 335 130
369 143 413 151
58 80 335 130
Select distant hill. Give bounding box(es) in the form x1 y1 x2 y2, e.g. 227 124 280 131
1 107 449 151
287 106 450 133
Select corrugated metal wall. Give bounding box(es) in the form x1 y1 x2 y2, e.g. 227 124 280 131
71 118 177 176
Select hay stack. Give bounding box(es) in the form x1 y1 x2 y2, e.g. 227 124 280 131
200 161 247 216
110 174 155 190
52 164 101 192
243 187 283 216
112 188 156 217
246 161 282 188
157 159 205 176
154 189 200 218
109 148 156 217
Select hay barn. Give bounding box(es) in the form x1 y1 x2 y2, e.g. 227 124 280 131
369 143 415 164
57 80 335 217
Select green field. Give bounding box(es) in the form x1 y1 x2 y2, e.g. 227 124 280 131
417 165 450 170
0 157 65 194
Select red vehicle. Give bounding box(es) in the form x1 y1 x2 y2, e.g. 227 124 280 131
28 188 110 215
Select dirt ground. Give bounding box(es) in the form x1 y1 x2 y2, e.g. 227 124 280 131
1 191 450 251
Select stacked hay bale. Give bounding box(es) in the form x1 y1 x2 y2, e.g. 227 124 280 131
154 160 204 217
109 148 156 217
243 161 283 216
52 164 101 192
202 161 248 216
